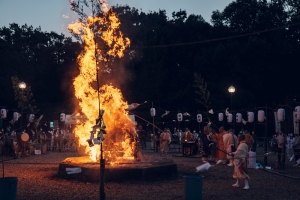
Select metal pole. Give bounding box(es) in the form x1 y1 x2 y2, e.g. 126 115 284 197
230 93 233 113
263 104 268 168
100 142 106 200
231 93 233 129
2 155 4 178
152 102 155 153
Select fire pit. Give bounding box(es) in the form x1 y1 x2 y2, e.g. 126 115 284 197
58 154 177 182
59 1 179 183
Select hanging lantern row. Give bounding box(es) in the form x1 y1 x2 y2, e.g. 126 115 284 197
143 107 300 123
1 109 36 122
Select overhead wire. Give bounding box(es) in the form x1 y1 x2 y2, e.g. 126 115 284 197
0 20 300 50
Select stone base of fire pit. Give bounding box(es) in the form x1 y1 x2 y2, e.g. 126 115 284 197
58 155 178 182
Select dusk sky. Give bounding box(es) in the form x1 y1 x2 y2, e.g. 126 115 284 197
0 0 234 37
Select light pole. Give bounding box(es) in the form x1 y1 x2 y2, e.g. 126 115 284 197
228 86 235 112
228 86 235 129
18 82 26 129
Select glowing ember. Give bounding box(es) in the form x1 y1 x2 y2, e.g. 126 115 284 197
68 1 134 163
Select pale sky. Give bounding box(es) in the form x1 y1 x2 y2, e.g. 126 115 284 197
0 0 234 36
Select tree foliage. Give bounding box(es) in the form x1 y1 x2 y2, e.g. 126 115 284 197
11 76 38 114
0 0 300 131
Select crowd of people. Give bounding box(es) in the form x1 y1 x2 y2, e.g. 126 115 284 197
0 126 76 158
136 124 300 190
271 130 300 169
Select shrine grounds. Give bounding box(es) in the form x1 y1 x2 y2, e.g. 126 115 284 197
1 144 300 200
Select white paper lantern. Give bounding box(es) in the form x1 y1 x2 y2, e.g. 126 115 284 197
247 112 254 123
277 108 285 122
218 113 224 121
150 108 156 117
60 113 66 122
236 113 242 123
227 113 233 123
1 109 7 119
197 114 202 123
177 113 183 122
29 114 35 122
258 110 265 122
295 106 300 121
13 112 19 121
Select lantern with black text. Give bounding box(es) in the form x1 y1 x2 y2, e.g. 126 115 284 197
60 113 66 122
258 110 265 122
295 106 300 121
29 114 35 122
236 113 242 123
150 108 156 117
247 112 254 123
197 114 202 123
227 113 233 123
218 113 224 121
277 108 285 122
177 113 183 122
1 109 7 119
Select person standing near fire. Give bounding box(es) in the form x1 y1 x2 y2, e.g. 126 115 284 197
224 129 238 166
230 134 250 190
46 129 53 151
182 128 193 154
244 130 254 151
53 128 61 151
208 127 219 161
136 125 147 150
201 126 211 163
286 133 295 160
216 126 227 164
160 128 171 154
276 130 286 169
293 133 300 165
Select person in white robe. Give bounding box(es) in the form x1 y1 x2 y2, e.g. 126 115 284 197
231 134 250 190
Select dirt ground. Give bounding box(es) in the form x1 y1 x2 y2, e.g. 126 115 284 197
1 145 300 200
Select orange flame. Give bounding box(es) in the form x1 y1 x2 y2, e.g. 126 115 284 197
68 3 134 163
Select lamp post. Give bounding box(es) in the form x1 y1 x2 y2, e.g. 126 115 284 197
228 86 235 129
18 82 26 129
228 86 235 112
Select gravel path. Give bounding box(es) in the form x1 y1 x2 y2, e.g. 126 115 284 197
1 146 300 200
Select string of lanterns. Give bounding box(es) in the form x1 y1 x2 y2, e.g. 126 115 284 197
1 106 300 131
145 106 300 126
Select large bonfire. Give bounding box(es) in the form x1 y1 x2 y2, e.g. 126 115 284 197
68 1 135 163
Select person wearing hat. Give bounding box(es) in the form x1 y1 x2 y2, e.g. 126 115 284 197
230 134 250 190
